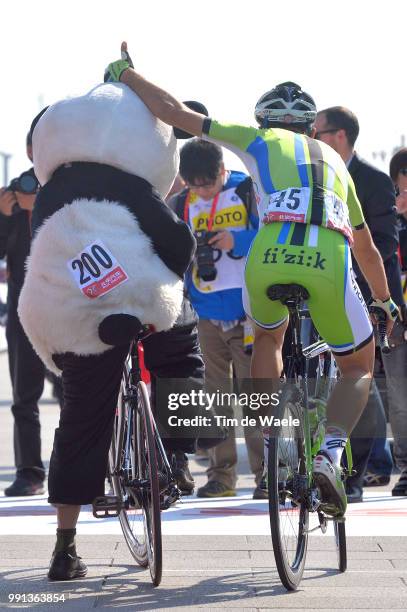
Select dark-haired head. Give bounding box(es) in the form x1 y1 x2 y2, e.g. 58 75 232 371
318 106 359 147
389 148 407 184
180 139 223 185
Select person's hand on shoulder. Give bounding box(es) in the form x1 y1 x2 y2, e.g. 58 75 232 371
0 187 15 216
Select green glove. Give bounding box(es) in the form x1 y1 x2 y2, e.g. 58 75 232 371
104 46 134 82
104 59 130 83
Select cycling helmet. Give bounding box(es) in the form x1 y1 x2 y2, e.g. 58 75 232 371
254 81 316 128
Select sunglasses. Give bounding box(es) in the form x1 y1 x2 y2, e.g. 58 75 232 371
315 128 340 140
399 168 407 177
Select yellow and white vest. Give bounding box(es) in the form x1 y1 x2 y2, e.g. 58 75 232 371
187 188 248 293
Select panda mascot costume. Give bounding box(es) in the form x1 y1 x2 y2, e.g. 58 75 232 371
19 82 191 368
17 52 225 579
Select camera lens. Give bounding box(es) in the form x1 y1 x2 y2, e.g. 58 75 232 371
19 174 38 193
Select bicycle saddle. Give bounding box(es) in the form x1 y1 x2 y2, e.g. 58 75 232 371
267 284 310 304
98 314 143 346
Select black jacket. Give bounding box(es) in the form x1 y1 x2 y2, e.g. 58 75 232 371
0 209 32 302
348 153 404 306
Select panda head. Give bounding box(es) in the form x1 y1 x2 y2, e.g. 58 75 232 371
31 83 178 199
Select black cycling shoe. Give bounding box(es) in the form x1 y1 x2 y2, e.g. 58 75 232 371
48 551 88 581
170 451 195 495
4 477 44 497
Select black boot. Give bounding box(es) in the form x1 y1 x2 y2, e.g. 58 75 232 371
48 551 88 581
170 451 195 495
48 528 88 581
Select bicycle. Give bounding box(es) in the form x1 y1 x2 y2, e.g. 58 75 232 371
265 283 353 590
92 325 180 586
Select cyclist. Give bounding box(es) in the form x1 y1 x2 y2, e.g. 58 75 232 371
106 43 398 517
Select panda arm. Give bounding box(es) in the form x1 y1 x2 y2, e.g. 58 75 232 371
120 68 204 137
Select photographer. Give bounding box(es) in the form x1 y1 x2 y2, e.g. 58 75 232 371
390 148 407 275
170 139 265 499
0 132 61 496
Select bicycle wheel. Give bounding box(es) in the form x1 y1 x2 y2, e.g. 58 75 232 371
268 384 309 591
136 381 163 586
334 519 347 572
108 370 148 568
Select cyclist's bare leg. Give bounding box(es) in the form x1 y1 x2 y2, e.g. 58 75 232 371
55 504 81 529
326 337 375 435
251 319 289 381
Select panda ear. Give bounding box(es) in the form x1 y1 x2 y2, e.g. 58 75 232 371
173 100 209 140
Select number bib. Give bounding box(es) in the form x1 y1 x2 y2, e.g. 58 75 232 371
325 192 353 242
68 240 128 299
263 187 310 224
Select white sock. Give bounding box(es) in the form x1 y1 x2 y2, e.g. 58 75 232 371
320 426 347 467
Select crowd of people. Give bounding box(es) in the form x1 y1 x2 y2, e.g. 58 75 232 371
0 42 406 580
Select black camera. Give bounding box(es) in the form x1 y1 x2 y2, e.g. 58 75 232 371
8 168 39 195
195 230 219 281
6 168 39 214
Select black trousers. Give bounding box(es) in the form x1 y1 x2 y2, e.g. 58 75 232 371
6 299 46 482
48 298 204 505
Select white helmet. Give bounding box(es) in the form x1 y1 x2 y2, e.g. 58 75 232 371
254 81 316 128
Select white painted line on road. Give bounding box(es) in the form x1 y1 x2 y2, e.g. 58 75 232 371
0 491 406 536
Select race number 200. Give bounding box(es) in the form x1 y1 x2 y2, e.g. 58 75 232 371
68 240 128 299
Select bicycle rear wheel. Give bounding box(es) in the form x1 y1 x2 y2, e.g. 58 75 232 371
334 519 347 572
268 384 309 591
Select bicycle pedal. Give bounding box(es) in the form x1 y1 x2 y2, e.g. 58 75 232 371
92 495 123 518
160 485 181 510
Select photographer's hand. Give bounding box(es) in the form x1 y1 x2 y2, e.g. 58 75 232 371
208 231 235 251
0 188 15 216
14 191 36 212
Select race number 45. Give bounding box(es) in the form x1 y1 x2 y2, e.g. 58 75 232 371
264 187 310 224
68 240 128 299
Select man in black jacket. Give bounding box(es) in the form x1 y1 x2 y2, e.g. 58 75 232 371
315 106 407 500
0 133 50 496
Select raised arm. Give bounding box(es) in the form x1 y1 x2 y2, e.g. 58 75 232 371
107 42 205 137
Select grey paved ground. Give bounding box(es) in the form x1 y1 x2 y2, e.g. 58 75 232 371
1 351 407 611
1 535 407 610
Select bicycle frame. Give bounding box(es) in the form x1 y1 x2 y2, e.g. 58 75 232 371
284 306 353 487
